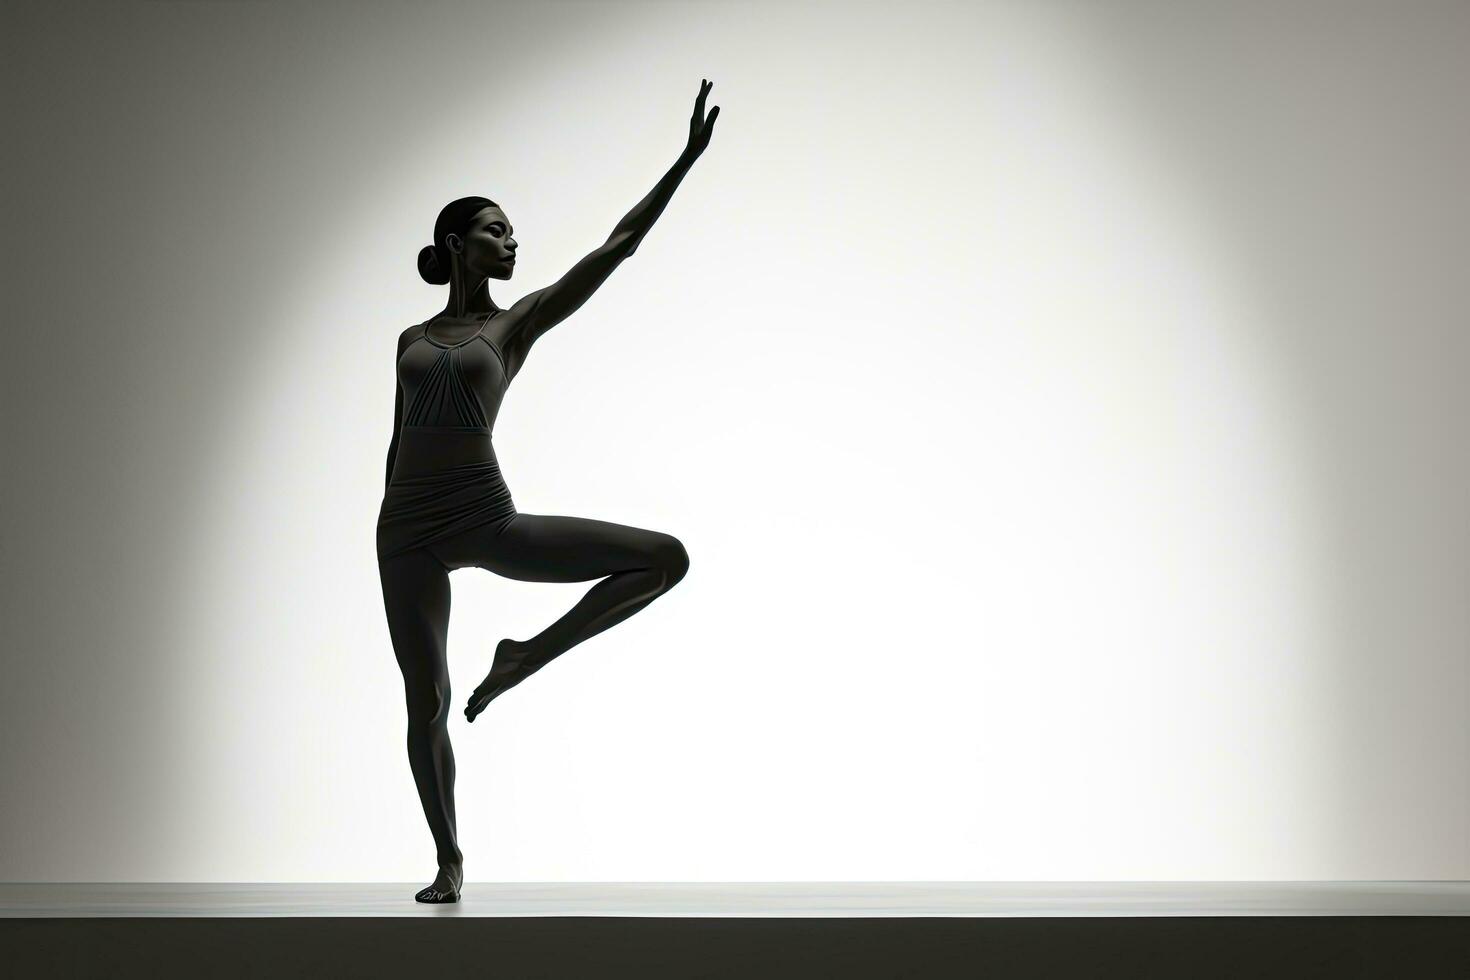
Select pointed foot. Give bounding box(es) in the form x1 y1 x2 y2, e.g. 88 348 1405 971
465 638 534 723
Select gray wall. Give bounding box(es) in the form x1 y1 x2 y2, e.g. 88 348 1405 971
3 0 1466 881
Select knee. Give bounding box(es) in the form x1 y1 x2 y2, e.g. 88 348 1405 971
654 534 690 589
404 675 452 729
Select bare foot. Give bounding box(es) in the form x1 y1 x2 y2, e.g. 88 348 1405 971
414 863 462 904
465 639 535 722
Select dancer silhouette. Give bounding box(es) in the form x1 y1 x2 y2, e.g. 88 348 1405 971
377 80 718 904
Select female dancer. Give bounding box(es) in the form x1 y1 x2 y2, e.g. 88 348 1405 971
377 80 719 903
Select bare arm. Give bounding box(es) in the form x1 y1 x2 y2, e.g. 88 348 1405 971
385 327 414 492
500 80 720 372
385 381 403 493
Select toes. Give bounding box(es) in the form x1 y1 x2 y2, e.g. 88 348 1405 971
465 665 525 721
415 886 458 904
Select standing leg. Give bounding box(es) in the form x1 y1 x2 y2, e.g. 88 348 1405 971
378 547 463 903
431 513 689 721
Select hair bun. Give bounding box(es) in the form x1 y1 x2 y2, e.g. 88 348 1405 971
417 244 450 285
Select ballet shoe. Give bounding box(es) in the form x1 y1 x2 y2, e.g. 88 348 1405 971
414 884 460 904
415 866 462 904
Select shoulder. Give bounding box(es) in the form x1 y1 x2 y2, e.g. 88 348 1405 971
483 303 532 346
396 321 426 354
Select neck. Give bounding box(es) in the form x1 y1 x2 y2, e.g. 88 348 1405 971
443 264 496 318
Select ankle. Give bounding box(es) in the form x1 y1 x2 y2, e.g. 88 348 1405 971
498 638 538 671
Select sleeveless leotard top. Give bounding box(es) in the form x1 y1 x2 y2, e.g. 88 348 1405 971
397 310 512 430
376 311 519 560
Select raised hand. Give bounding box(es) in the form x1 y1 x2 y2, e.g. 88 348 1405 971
684 78 720 160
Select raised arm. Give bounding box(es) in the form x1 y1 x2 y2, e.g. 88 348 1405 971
499 80 720 371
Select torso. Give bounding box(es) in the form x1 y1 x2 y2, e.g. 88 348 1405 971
397 310 512 431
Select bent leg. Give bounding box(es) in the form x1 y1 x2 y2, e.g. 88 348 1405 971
378 547 463 899
486 513 691 655
432 513 689 720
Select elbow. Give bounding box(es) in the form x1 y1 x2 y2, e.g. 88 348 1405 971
609 229 639 257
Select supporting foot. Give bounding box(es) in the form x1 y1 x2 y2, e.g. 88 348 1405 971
414 863 463 904
465 639 537 722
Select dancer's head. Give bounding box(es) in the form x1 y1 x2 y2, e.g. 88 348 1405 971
418 196 518 285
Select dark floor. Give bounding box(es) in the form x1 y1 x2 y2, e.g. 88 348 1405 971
8 916 1470 979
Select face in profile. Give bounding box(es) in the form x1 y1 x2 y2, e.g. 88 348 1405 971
452 206 518 280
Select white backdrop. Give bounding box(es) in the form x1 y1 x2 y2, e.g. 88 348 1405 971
3 0 1466 882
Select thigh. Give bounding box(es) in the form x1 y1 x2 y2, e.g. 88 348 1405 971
378 548 452 680
432 512 678 584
